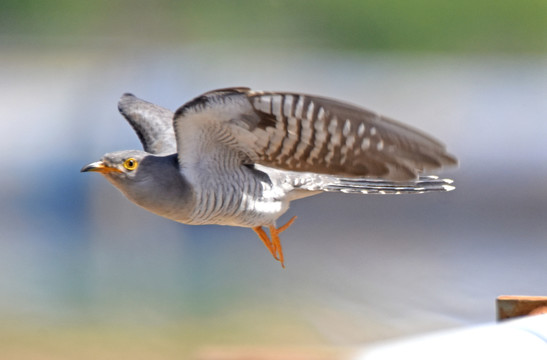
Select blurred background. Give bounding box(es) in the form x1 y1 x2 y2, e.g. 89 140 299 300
1 1 547 358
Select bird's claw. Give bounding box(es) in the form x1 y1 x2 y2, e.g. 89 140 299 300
253 216 297 268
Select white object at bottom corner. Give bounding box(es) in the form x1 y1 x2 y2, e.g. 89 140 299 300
352 314 547 360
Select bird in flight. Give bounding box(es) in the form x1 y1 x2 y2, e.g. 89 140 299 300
82 87 457 267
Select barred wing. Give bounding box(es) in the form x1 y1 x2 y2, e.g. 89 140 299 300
248 90 456 180
174 87 457 181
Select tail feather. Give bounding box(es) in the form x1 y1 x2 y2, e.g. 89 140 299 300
323 175 455 195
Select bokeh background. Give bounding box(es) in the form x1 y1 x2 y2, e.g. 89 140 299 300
1 1 547 358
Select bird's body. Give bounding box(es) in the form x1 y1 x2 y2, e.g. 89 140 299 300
82 87 457 266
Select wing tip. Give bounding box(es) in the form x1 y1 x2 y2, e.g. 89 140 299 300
118 92 139 114
120 92 136 98
442 151 459 167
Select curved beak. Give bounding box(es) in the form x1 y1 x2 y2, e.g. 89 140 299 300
81 161 122 174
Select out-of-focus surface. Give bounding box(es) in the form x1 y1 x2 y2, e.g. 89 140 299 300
354 314 547 360
1 1 547 358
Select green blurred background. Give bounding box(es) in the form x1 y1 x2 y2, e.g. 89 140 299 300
1 1 547 359
2 0 547 53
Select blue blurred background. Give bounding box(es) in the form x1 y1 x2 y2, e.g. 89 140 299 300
1 1 547 358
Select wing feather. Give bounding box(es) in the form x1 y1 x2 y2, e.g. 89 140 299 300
118 93 177 155
173 87 457 182
248 90 457 180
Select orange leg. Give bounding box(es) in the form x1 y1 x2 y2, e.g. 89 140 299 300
252 216 297 268
253 226 279 261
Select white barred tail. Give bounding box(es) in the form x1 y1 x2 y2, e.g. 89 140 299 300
323 175 455 195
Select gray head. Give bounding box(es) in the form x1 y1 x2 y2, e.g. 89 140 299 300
81 150 192 220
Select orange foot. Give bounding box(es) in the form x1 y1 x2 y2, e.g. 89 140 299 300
253 216 297 268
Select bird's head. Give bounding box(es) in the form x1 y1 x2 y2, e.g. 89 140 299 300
81 149 148 182
81 150 166 205
81 150 191 219
81 149 155 207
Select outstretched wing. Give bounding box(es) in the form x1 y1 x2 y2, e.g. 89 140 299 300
173 87 457 181
118 93 177 155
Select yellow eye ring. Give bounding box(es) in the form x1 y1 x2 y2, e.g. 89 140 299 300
123 158 138 171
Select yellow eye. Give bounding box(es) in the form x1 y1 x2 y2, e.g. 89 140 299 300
123 158 138 171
